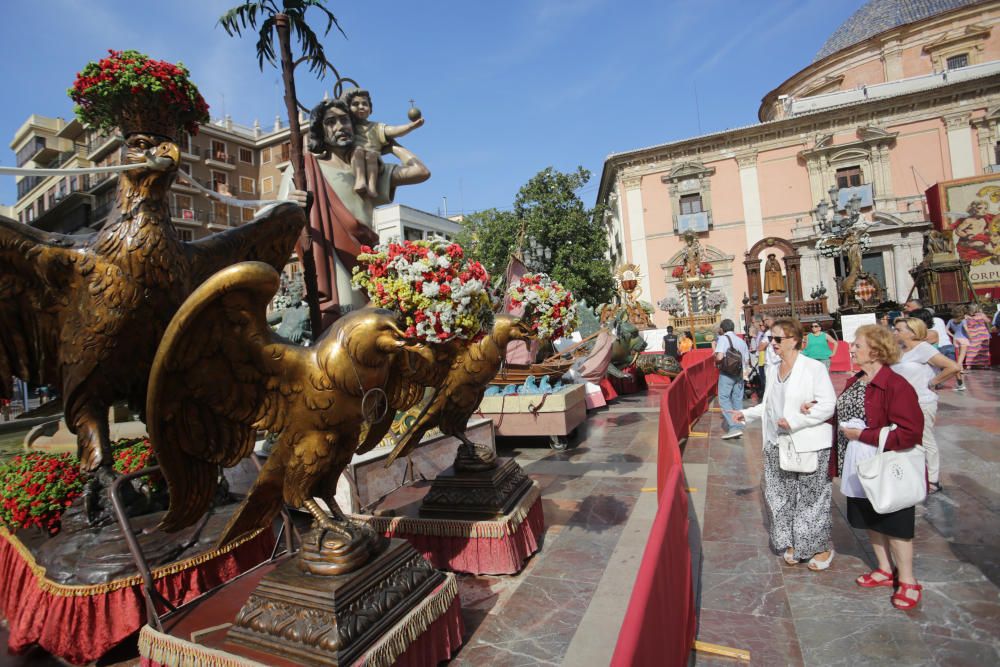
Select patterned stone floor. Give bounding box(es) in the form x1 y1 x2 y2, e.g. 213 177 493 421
689 369 1000 667
4 370 998 665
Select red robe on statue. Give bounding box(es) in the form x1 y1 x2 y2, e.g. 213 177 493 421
301 152 380 330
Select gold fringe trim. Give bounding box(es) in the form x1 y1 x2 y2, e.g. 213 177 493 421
138 624 269 667
350 482 541 539
0 525 268 598
134 575 458 667
358 573 459 667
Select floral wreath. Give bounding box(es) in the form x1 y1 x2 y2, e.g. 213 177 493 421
69 49 210 137
352 239 493 343
506 273 579 340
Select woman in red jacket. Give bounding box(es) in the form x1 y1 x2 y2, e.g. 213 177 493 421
832 324 924 610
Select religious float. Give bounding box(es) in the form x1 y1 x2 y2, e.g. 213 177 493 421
0 27 552 661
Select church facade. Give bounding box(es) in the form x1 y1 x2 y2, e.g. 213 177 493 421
597 0 1000 327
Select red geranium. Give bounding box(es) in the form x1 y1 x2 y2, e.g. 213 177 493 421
69 49 210 136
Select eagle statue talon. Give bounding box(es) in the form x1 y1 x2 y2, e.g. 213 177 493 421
454 435 498 473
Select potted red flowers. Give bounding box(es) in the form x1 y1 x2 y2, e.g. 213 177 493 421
69 49 210 138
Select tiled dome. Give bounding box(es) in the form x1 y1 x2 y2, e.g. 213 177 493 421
815 0 984 61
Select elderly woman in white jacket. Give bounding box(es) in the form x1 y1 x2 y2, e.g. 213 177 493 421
734 319 837 570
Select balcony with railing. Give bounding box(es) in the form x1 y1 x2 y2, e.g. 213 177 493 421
16 136 48 167
170 205 211 224
674 211 712 234
86 133 119 160
205 151 236 170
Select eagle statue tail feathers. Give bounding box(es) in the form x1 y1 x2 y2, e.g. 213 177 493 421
215 460 286 548
157 457 220 533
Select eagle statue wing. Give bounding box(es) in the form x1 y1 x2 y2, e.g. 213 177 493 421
185 202 305 285
147 261 294 531
0 217 82 396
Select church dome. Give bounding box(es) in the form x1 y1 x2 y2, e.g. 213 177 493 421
814 0 984 62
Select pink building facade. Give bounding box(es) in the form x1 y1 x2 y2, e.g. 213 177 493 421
598 0 1000 328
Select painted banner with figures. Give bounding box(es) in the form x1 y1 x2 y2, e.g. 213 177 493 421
927 173 1000 297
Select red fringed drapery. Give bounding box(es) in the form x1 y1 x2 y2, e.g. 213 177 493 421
0 527 274 665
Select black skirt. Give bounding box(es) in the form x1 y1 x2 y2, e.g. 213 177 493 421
846 496 915 539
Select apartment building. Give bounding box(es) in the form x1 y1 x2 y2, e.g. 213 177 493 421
8 113 296 240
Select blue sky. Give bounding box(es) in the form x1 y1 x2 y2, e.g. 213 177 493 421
0 0 865 213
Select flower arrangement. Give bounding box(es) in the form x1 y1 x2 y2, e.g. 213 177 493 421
69 49 210 137
671 266 684 279
0 437 163 535
699 262 714 275
658 296 684 315
704 291 727 312
0 453 83 534
506 273 579 339
353 239 494 342
113 437 164 492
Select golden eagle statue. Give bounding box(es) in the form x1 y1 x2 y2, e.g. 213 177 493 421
383 314 534 469
146 261 436 566
0 133 305 519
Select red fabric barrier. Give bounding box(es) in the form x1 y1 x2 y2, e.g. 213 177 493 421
0 527 274 665
613 354 715 665
611 464 694 667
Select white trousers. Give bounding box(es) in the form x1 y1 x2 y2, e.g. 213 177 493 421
921 402 939 483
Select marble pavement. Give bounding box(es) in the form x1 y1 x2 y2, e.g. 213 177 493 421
3 372 997 665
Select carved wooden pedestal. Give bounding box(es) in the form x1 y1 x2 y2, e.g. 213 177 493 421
419 457 532 520
228 539 444 665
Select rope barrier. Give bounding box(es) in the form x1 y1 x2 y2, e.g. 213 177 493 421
1 156 295 210
0 163 144 177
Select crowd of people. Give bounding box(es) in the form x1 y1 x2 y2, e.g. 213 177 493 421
707 301 997 612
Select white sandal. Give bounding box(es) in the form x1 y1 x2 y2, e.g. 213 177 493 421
807 549 835 571
782 548 798 566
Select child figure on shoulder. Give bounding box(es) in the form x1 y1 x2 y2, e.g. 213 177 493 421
341 87 424 199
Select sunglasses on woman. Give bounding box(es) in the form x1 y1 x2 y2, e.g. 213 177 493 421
772 336 789 343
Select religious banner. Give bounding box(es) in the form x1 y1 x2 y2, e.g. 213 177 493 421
926 174 1000 296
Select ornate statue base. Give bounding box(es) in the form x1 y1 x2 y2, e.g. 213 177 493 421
228 539 447 665
419 457 532 520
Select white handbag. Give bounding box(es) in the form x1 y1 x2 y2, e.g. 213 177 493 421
857 425 926 514
778 434 817 473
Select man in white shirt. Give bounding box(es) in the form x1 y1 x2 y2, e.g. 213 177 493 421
715 319 751 439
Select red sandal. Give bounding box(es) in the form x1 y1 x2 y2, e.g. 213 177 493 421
856 568 896 588
891 581 922 610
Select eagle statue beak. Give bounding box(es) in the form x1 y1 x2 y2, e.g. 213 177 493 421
146 141 180 172
404 341 437 365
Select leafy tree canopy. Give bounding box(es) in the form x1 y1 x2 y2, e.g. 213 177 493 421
458 166 614 307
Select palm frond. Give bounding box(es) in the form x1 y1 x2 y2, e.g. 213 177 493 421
255 15 279 69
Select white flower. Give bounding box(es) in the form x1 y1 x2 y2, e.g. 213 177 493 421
422 282 440 297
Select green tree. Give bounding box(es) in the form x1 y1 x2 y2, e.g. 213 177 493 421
461 167 614 307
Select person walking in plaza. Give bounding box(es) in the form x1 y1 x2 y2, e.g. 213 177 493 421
662 325 679 359
964 303 992 368
732 318 836 569
947 307 971 381
678 331 695 357
802 322 837 370
714 319 750 440
831 324 925 610
891 317 961 494
755 314 779 395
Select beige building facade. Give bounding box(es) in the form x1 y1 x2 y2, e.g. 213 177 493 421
597 0 1000 327
8 113 296 240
